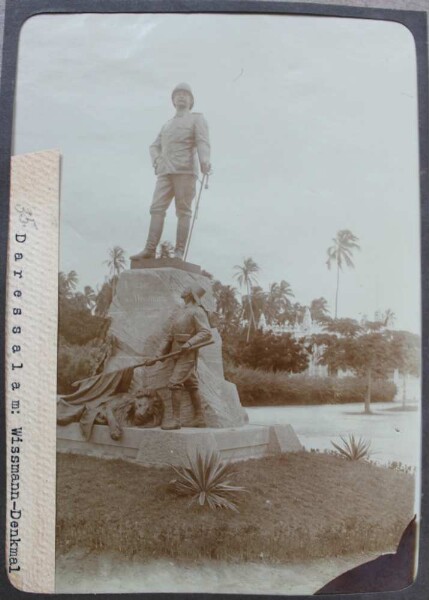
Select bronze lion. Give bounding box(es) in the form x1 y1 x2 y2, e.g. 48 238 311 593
94 389 164 440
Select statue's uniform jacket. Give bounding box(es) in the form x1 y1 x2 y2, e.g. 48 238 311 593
158 303 212 389
149 112 210 176
148 113 211 218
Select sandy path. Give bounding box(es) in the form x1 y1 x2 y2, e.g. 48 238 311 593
247 402 420 467
55 549 383 594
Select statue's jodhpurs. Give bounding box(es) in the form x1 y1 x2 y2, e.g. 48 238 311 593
161 333 206 430
164 387 205 430
143 174 196 259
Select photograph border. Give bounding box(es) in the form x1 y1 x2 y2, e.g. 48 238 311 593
1 1 428 598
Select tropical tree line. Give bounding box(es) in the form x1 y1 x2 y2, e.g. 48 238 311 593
155 228 361 335
59 226 361 328
220 227 361 341
57 236 420 411
59 245 333 339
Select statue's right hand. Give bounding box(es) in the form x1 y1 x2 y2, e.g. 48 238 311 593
201 161 211 175
144 357 158 367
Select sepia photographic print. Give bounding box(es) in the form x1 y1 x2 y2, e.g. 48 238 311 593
2 2 428 596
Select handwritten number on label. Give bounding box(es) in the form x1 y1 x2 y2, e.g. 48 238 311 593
16 204 38 230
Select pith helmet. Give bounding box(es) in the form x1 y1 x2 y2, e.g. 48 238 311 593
189 285 206 306
171 82 194 109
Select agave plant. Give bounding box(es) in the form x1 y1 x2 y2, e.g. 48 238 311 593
169 449 246 512
331 434 372 461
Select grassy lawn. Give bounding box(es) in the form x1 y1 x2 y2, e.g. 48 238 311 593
56 452 414 563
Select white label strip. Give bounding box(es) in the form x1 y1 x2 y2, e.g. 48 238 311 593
5 150 60 593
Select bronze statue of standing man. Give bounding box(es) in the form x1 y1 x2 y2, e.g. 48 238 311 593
131 83 211 261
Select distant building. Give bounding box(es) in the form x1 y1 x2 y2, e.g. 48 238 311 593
256 309 417 397
257 307 329 377
257 306 325 339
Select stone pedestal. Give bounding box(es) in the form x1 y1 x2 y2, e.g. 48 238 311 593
56 263 305 463
130 256 202 274
57 423 303 466
105 266 248 428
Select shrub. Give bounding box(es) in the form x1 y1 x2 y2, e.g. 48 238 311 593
225 365 397 406
57 339 103 394
235 332 309 373
59 296 110 345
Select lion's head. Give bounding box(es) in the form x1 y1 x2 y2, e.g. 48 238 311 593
132 389 164 427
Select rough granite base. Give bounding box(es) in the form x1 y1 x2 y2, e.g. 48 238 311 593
57 423 303 466
104 267 248 428
130 257 203 274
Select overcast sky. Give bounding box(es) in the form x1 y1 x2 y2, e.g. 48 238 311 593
13 13 420 332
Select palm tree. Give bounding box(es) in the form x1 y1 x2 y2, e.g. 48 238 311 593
158 241 174 259
104 246 126 295
289 302 306 326
277 280 294 303
382 308 396 329
263 281 294 325
242 285 265 326
233 257 260 342
58 272 69 300
83 285 97 312
310 297 330 323
275 280 294 323
326 230 360 319
66 270 78 292
58 270 78 300
215 284 239 323
94 280 114 317
264 283 280 325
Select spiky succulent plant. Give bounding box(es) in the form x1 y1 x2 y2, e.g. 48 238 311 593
331 434 372 461
170 449 246 512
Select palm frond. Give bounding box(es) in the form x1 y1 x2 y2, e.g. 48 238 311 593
343 253 355 268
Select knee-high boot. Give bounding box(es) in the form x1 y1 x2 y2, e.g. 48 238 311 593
161 389 181 430
174 215 192 260
188 389 206 428
130 214 165 260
